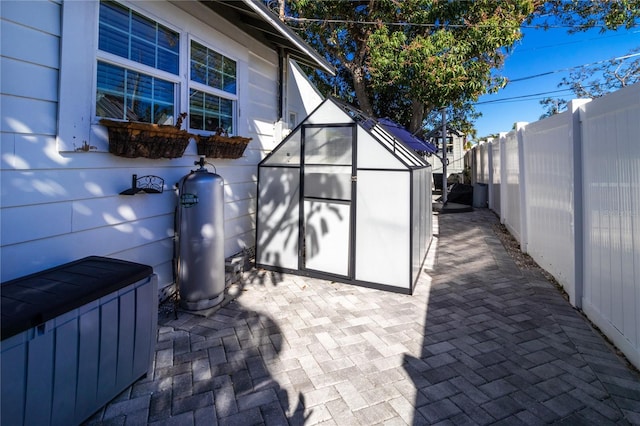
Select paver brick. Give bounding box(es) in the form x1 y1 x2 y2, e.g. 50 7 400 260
85 209 640 426
418 398 462 424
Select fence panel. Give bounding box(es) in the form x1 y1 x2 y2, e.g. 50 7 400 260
502 130 522 243
490 139 501 215
581 84 640 369
479 143 490 183
522 112 577 302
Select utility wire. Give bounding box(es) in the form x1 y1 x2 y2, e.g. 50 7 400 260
474 88 575 105
508 52 640 83
284 15 639 30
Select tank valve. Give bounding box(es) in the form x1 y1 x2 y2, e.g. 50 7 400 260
194 156 206 170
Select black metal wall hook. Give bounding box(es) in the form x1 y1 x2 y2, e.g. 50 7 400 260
120 174 165 195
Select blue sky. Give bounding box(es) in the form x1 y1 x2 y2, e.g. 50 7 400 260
472 25 640 139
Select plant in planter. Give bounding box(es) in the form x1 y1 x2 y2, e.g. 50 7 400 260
196 127 252 159
101 113 194 159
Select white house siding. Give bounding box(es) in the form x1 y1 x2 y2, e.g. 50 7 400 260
430 135 465 176
0 0 304 300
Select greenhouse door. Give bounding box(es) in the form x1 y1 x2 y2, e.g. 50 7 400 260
300 124 356 278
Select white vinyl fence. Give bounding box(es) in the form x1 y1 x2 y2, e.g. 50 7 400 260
467 84 639 369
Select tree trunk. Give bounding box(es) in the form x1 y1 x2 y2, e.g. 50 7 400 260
408 100 425 134
352 68 374 116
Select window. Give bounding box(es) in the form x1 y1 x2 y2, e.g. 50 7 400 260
96 1 179 124
289 112 298 129
95 1 238 132
189 40 237 133
435 136 454 154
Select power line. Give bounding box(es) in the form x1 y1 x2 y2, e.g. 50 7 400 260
514 30 640 53
284 15 639 30
507 52 640 83
474 88 575 105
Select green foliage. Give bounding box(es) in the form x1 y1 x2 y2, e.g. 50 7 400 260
284 0 638 135
539 47 640 118
286 0 532 134
531 0 640 33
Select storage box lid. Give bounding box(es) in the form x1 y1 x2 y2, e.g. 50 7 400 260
1 256 153 340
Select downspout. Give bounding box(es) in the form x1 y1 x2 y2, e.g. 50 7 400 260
276 47 289 140
278 47 285 122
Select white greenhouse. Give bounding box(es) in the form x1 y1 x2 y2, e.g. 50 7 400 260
256 98 434 293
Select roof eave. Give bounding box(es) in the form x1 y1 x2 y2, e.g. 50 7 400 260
207 0 335 76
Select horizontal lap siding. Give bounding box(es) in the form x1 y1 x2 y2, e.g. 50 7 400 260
0 1 280 291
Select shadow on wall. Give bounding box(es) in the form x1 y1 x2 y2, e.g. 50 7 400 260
256 156 347 280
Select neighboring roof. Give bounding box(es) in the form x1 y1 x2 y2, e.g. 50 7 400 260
203 0 335 76
378 118 437 154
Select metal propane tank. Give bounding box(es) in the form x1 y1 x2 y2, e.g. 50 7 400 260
176 157 225 310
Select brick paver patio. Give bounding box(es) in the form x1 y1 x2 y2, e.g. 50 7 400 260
85 208 640 425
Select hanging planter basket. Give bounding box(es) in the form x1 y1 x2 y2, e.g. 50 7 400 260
196 134 252 159
100 119 193 159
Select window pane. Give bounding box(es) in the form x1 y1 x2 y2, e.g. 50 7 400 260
131 11 156 41
190 112 204 130
204 116 220 132
157 50 179 74
223 75 236 95
220 116 232 133
96 61 174 124
190 40 236 94
154 79 174 104
207 71 222 90
130 98 152 123
158 26 179 53
100 1 128 32
99 25 128 58
220 98 233 118
131 37 156 68
204 94 219 114
189 89 234 132
99 1 179 75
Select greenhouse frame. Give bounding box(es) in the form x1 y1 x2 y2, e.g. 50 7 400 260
256 98 434 293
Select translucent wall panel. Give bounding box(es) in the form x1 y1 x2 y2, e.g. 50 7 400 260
303 200 350 276
355 170 410 288
356 127 405 170
412 167 432 286
304 165 352 200
305 100 352 124
256 167 300 269
263 129 301 165
304 126 352 165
